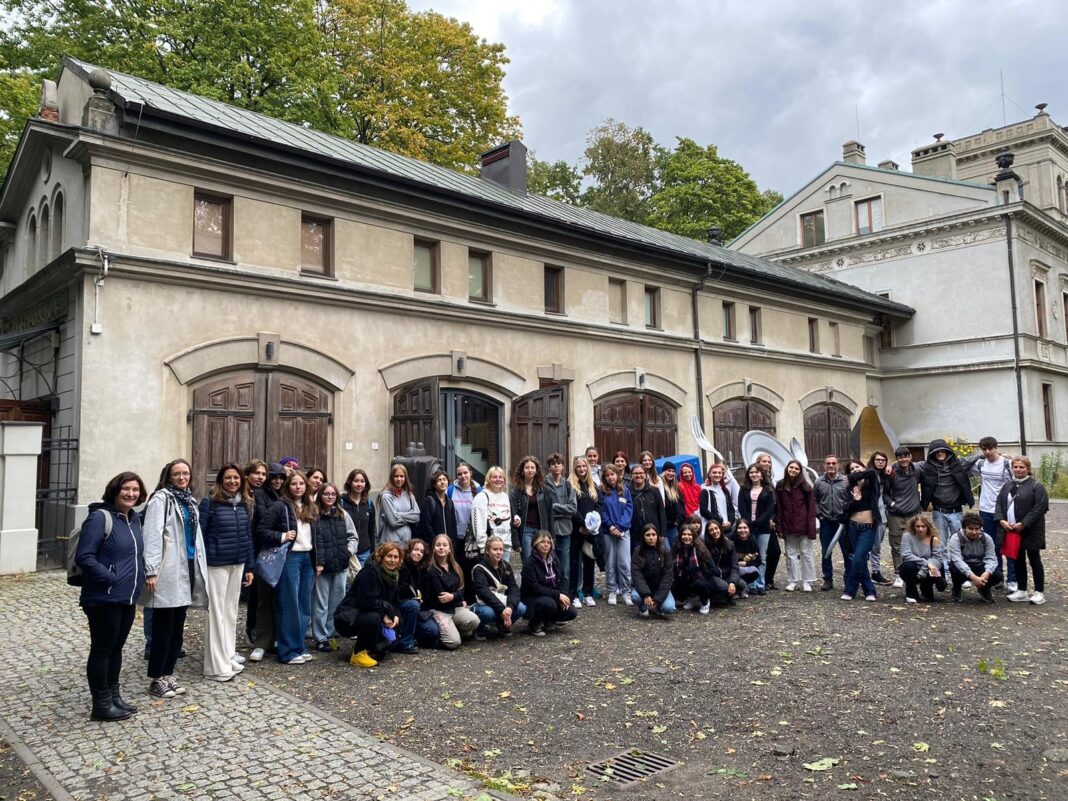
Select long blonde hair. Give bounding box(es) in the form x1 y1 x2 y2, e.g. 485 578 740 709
568 456 599 502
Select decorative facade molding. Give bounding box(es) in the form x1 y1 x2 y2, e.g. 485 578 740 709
798 386 858 414
706 379 784 411
378 352 525 396
587 369 686 406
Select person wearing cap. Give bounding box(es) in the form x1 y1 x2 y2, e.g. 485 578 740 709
247 461 287 662
279 456 301 476
659 462 685 548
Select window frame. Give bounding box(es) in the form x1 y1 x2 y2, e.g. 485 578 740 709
608 278 627 324
192 190 233 261
829 321 841 356
722 301 737 341
749 306 762 345
299 213 333 277
800 210 826 248
413 239 441 294
544 265 564 315
1062 291 1068 341
854 196 884 236
467 248 493 303
644 285 661 330
1042 382 1054 440
808 317 820 353
1034 279 1047 338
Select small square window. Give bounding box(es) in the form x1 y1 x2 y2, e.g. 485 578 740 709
644 286 661 329
749 306 762 344
855 197 883 235
468 250 492 302
414 240 440 293
545 265 564 314
300 215 332 275
609 278 626 324
723 301 736 340
808 318 820 353
193 192 232 259
800 211 825 247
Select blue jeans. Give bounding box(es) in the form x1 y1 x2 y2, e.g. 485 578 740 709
415 612 440 647
819 518 850 582
980 510 1016 584
355 550 372 568
471 602 527 630
521 526 538 562
602 530 631 593
311 570 346 643
931 510 962 574
554 535 571 592
664 527 678 549
396 599 420 650
275 551 313 662
868 523 886 574
843 522 877 598
754 532 771 590
630 590 676 614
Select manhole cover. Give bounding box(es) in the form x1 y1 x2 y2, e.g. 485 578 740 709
585 749 680 788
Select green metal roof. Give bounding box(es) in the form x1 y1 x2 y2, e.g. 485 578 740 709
61 57 911 316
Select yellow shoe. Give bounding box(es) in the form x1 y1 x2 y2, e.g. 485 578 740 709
349 650 377 668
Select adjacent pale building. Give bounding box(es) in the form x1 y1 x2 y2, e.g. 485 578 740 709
732 107 1068 461
0 59 907 570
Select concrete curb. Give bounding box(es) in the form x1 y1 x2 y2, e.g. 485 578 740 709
0 714 76 801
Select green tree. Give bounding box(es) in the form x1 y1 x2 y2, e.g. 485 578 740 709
646 137 782 242
580 118 662 224
527 152 581 203
0 66 38 175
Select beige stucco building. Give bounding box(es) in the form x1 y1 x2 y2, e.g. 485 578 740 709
732 107 1068 461
0 59 906 570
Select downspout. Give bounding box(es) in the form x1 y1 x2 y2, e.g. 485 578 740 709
1004 213 1027 454
691 258 715 434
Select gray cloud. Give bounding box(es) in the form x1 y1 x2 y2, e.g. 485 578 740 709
413 0 1066 196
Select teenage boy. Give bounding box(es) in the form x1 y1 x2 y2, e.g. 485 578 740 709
540 452 578 592
920 438 975 574
813 455 851 591
963 437 1016 590
947 512 1001 603
885 447 922 588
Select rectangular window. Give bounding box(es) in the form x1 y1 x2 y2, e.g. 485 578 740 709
644 286 661 329
855 197 884 235
749 306 762 344
1035 280 1047 338
193 192 232 259
609 278 627 324
544 265 564 314
808 318 820 353
722 301 736 340
1042 383 1054 439
830 321 841 356
800 211 825 247
1063 291 1068 341
300 215 332 275
468 249 491 302
414 240 439 293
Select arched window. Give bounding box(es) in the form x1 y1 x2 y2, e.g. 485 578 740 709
39 205 50 267
51 192 64 260
712 398 776 469
27 212 37 269
803 403 851 467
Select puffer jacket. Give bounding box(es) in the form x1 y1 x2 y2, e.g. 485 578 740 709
339 495 375 554
631 542 673 605
313 507 357 574
198 495 255 570
630 484 667 536
75 503 146 607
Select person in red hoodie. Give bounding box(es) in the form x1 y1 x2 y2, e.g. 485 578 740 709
775 460 817 592
677 463 701 519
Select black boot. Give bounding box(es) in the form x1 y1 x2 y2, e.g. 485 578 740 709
90 689 132 722
110 684 139 714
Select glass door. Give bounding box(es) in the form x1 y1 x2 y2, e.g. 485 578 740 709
442 390 501 484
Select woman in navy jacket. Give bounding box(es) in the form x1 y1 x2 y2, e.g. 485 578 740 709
198 463 254 682
75 471 147 721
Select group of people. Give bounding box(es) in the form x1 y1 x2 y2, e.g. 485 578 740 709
73 437 1050 722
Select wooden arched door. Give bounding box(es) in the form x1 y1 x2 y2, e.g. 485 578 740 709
191 371 331 491
803 403 851 468
712 399 776 469
594 393 678 459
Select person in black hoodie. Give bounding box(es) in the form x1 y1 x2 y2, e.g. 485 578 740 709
921 438 976 572
419 470 458 545
75 471 147 721
334 542 402 668
521 530 578 636
340 468 376 566
395 539 437 651
630 465 667 546
630 524 675 617
471 535 525 636
247 462 286 659
568 456 602 606
732 519 763 594
671 525 716 614
704 520 743 602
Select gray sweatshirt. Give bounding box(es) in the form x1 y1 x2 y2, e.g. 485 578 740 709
899 533 944 570
947 531 997 575
887 464 922 517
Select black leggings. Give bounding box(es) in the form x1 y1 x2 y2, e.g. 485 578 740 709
83 603 136 692
568 536 596 596
673 575 716 604
527 596 578 628
147 606 188 678
351 611 386 655
1015 549 1044 592
765 534 781 584
899 561 947 600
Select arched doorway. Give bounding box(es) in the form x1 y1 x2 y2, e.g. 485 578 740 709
190 370 331 490
594 392 678 459
803 403 851 468
712 398 776 469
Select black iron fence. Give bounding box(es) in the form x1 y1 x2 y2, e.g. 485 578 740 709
36 427 77 570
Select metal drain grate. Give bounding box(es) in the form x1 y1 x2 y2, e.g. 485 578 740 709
585 749 680 788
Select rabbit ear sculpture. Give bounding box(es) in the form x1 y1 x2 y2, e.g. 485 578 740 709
689 415 725 464
741 431 795 485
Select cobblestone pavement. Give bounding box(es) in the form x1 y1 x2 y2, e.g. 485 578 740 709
0 571 500 801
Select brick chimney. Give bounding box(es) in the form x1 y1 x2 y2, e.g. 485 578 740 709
911 133 957 179
842 141 866 165
38 79 59 122
479 141 527 193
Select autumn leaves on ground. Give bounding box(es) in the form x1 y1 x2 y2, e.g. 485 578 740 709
260 510 1068 800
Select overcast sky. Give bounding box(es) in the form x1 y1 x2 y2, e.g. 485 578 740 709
409 0 1067 197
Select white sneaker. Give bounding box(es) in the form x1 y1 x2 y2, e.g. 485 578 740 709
249 648 265 662
284 655 306 665
962 580 973 589
607 592 618 606
1029 592 1047 605
698 602 711 615
639 608 650 617
905 596 918 604
1006 581 1018 593
892 576 904 589
229 661 245 674
683 596 699 611
232 653 247 664
300 652 314 661
785 582 797 592
1007 590 1030 603
802 582 813 592
584 595 596 607
622 593 634 606
207 672 235 683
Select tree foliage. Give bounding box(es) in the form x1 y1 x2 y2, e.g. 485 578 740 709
527 152 581 204
579 118 662 225
0 0 519 175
